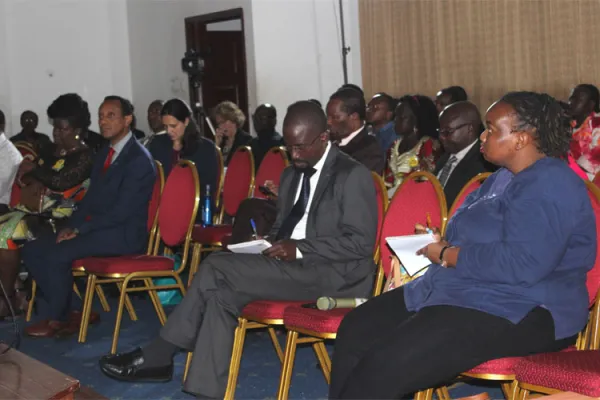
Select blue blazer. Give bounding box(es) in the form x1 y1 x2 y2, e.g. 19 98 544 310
149 134 219 203
68 136 156 253
404 157 597 339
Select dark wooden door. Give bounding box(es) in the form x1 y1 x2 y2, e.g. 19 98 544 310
185 9 249 135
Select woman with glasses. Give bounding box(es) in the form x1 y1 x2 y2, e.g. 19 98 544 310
386 95 441 193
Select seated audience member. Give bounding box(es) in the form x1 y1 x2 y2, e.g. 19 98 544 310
0 94 94 317
328 92 596 399
569 84 600 179
435 85 469 115
10 110 52 154
213 101 252 166
141 100 165 147
435 101 494 206
249 103 284 167
339 83 365 98
149 98 218 209
388 95 441 192
21 95 156 338
327 88 385 174
131 114 146 141
367 92 396 153
99 101 378 400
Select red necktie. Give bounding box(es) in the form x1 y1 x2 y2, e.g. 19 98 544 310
103 148 115 174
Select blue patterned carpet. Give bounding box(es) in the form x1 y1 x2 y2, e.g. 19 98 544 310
0 293 504 399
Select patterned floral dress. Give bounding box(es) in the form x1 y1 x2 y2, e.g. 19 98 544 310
570 112 600 180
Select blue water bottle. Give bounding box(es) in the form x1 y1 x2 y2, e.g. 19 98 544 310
202 184 212 227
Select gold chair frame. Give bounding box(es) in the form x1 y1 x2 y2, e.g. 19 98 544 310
24 160 166 323
415 181 600 400
447 172 492 217
77 160 198 354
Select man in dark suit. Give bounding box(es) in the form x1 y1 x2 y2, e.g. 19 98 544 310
327 88 385 174
22 96 156 338
435 101 494 207
249 103 284 167
99 101 378 399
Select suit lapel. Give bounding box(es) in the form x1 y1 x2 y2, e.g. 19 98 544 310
308 145 338 217
283 170 301 215
445 142 481 188
104 136 135 179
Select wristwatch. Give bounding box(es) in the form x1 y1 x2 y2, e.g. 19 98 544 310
439 245 453 268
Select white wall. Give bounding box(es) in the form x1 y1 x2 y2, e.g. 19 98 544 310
251 0 362 131
0 0 132 137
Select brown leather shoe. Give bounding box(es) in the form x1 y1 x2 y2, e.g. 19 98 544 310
69 310 100 325
25 319 68 338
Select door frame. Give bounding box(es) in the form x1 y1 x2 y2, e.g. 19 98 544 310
184 8 248 132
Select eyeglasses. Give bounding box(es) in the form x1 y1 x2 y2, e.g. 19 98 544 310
437 123 471 137
286 133 324 152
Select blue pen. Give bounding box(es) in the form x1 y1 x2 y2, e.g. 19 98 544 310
250 218 258 239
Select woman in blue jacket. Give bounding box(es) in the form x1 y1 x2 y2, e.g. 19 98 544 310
329 92 597 399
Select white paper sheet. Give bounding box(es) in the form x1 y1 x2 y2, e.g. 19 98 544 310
386 234 436 276
227 239 272 254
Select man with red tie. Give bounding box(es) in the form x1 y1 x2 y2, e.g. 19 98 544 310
22 96 156 338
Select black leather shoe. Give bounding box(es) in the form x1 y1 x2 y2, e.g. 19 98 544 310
99 347 173 382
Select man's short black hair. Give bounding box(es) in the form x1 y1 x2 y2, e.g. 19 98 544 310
0 109 5 126
372 92 396 112
339 83 364 98
330 88 367 120
104 95 134 117
441 86 469 103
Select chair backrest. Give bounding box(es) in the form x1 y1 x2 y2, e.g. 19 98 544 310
448 172 492 218
147 160 165 253
252 146 289 199
14 142 37 161
221 146 255 217
585 181 600 307
372 172 389 252
378 171 447 279
213 146 225 210
157 160 200 263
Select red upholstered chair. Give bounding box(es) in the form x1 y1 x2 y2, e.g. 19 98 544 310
276 171 446 400
13 141 37 161
448 172 492 217
189 146 255 280
515 350 600 399
252 146 289 199
416 180 600 400
76 160 198 353
186 172 391 399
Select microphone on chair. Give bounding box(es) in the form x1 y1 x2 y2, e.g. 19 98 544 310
316 297 367 311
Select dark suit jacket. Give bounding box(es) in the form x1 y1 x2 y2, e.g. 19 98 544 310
223 130 252 166
269 145 378 296
338 128 385 175
434 141 495 207
250 131 284 168
149 134 219 209
68 136 156 253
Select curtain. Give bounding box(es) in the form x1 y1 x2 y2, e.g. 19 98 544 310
359 0 600 111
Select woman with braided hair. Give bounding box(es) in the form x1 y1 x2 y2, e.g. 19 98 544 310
329 92 596 399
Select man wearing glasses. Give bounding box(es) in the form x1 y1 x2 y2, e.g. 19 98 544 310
435 101 495 206
99 100 378 400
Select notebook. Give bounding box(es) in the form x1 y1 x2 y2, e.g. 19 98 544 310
385 234 436 276
227 239 272 254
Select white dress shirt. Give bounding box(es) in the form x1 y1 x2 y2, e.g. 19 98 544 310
0 133 24 205
437 139 478 181
110 132 133 164
339 125 365 146
289 142 332 258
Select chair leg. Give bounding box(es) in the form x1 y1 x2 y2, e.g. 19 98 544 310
189 243 201 288
183 351 193 384
78 274 97 343
506 381 519 400
111 279 130 354
26 279 37 322
173 273 187 297
94 284 110 312
117 282 138 321
143 278 167 325
224 318 249 400
436 387 451 400
267 326 284 363
72 282 81 299
277 330 299 400
312 340 331 384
